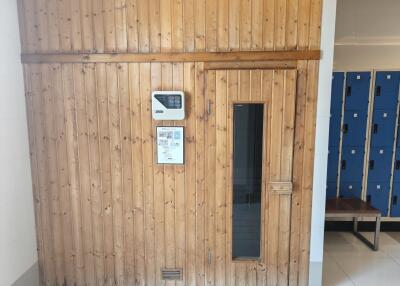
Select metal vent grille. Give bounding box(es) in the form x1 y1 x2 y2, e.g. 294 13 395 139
161 268 183 280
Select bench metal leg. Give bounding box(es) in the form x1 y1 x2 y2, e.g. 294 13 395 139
351 215 381 251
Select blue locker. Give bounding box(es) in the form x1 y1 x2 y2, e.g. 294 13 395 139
340 147 365 181
392 148 400 183
373 71 400 109
328 110 342 147
344 72 371 111
327 148 340 181
341 110 368 147
339 181 362 199
391 181 400 217
370 109 397 147
366 181 390 215
367 147 393 182
326 181 338 199
331 72 345 110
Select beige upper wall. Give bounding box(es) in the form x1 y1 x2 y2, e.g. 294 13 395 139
334 0 400 70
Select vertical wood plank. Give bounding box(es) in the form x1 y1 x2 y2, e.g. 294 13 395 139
63 64 86 285
149 0 161 52
96 63 115 285
274 0 286 50
194 0 206 51
103 0 116 52
85 63 106 284
297 0 311 49
43 65 66 286
130 62 146 286
173 63 186 286
160 0 172 52
240 0 252 50
206 70 216 286
172 0 184 52
92 0 105 52
262 0 275 50
17 0 27 52
308 0 322 49
70 0 83 51
140 62 156 285
228 0 240 51
217 0 229 51
26 65 45 284
106 63 125 285
126 0 139 52
137 0 150 52
152 63 166 286
286 0 299 50
36 0 49 52
46 0 61 51
184 62 196 286
80 0 94 52
55 64 75 286
162 63 176 286
215 70 227 286
205 0 217 52
75 64 96 286
251 0 263 50
183 0 195 52
195 62 206 286
115 0 128 52
226 70 238 286
119 62 135 284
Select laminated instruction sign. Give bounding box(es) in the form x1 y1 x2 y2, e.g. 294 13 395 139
156 126 184 164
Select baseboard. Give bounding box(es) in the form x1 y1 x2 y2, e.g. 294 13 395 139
11 261 39 286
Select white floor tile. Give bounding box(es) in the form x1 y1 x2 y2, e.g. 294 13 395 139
322 255 355 286
324 232 400 286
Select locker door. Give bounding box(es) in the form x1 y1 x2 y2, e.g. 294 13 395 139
331 72 345 110
344 72 371 110
391 181 400 217
373 71 400 109
367 182 390 216
326 182 338 199
370 109 397 147
340 147 365 181
341 110 368 147
339 181 363 199
327 148 340 181
367 147 393 182
393 148 400 183
329 110 342 147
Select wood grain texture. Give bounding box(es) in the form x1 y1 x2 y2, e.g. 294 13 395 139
19 1 322 285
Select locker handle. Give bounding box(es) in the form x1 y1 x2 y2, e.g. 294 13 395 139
373 124 378 134
346 86 352 97
341 160 346 170
369 160 375 170
394 196 398 206
367 195 371 203
343 124 348 134
376 86 381 97
396 160 400 170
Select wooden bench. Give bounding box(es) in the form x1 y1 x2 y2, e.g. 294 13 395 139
325 198 381 251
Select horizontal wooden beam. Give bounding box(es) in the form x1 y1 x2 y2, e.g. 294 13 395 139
204 60 297 70
21 50 320 64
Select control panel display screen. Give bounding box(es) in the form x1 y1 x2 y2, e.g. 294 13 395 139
155 94 182 109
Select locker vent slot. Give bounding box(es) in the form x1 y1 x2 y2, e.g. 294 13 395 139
373 124 378 134
396 160 400 170
393 196 398 206
341 160 346 170
343 124 348 133
367 195 372 203
369 160 375 170
161 268 182 280
376 86 381 97
346 86 352 97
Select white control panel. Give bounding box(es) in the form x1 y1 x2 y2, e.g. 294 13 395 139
152 91 185 120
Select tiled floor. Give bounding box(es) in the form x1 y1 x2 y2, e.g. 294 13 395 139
323 232 400 286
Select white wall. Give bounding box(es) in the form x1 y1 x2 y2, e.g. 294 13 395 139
334 0 400 70
0 1 38 285
309 0 337 285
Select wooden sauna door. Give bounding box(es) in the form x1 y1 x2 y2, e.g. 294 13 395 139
204 69 297 285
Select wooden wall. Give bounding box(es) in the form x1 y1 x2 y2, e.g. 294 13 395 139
17 0 322 285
